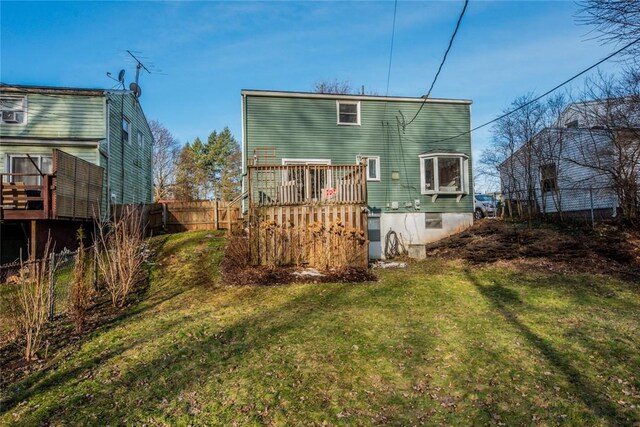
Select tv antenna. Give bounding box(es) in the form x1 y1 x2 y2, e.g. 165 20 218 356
125 50 153 99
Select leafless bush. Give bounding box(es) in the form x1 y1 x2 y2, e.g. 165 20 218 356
95 206 145 309
69 227 94 333
3 240 53 361
222 235 250 271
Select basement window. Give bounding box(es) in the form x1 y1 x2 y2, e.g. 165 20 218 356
425 213 443 229
337 101 360 126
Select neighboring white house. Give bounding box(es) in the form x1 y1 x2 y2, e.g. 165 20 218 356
498 100 639 219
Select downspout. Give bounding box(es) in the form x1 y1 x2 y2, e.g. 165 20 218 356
241 93 247 213
120 93 125 204
105 96 111 220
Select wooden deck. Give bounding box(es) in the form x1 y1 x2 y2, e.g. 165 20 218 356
0 150 104 222
0 174 53 220
247 164 369 268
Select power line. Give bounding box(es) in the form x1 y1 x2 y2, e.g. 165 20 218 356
404 0 469 128
385 0 398 97
426 35 640 145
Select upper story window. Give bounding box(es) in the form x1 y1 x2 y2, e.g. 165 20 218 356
336 101 360 126
137 130 143 147
419 153 469 201
122 118 131 144
0 95 27 125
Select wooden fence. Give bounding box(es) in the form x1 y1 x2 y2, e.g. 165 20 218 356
54 149 103 220
114 200 241 235
249 204 368 269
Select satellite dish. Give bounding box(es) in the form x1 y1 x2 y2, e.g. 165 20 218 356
129 82 142 97
117 69 126 83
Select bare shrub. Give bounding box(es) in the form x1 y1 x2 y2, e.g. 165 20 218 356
3 240 53 361
69 227 94 333
95 206 145 309
222 235 250 271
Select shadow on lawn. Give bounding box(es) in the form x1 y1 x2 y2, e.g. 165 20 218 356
2 280 364 424
0 233 224 412
464 268 629 426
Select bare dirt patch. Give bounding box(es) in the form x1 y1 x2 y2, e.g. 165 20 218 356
425 219 640 281
223 264 377 286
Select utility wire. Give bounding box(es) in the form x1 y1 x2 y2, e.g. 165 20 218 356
385 0 398 97
426 35 640 145
383 0 398 203
404 0 469 127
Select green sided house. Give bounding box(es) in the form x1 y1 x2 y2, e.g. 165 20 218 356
0 83 153 263
241 89 474 260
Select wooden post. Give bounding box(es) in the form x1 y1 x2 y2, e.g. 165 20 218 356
589 187 595 229
30 220 37 261
43 175 51 219
162 203 168 231
214 200 219 230
48 251 55 320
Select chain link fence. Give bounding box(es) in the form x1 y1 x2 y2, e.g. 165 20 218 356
499 186 619 226
0 249 80 330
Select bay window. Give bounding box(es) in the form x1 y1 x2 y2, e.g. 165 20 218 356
419 153 469 201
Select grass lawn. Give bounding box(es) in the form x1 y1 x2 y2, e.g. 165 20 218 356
1 231 639 426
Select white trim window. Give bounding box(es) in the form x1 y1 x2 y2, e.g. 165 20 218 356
282 158 331 202
7 155 53 186
419 153 469 200
0 95 27 125
358 155 380 181
540 163 558 193
336 100 360 126
122 118 131 144
136 130 144 166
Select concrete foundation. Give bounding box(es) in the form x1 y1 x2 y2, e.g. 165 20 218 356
379 212 473 259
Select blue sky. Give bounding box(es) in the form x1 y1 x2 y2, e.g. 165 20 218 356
0 1 627 189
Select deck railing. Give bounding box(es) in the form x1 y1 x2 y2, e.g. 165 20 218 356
248 164 367 207
0 173 53 219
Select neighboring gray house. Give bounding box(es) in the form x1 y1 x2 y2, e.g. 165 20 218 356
499 100 639 219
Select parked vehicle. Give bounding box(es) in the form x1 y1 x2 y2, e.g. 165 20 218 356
474 194 497 219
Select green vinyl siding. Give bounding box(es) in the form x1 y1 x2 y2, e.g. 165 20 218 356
243 93 473 213
0 87 153 208
105 92 153 204
0 93 105 140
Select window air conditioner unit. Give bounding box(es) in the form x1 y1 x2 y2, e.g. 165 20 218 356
2 111 20 123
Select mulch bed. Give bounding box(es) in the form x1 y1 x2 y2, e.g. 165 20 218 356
425 219 640 281
223 265 377 286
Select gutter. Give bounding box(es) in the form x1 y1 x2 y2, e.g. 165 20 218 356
240 89 473 105
105 96 111 219
241 93 247 213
